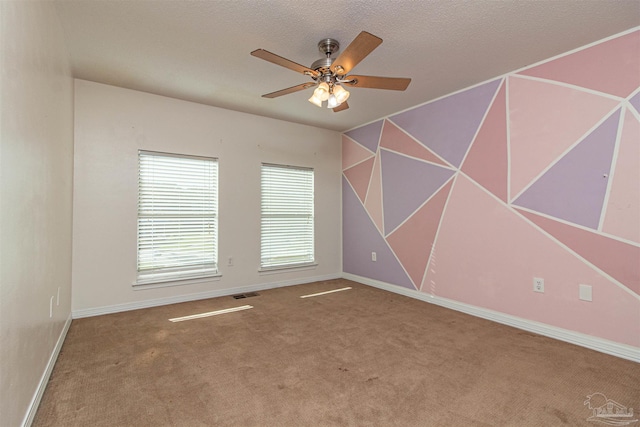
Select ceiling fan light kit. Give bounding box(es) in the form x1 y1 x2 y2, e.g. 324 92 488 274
251 31 411 113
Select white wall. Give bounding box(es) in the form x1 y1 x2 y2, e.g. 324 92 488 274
0 2 74 426
72 80 342 315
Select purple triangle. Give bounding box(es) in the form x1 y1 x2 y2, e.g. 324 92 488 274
390 79 501 167
345 120 383 153
630 92 640 115
513 109 620 229
343 177 415 290
381 150 455 234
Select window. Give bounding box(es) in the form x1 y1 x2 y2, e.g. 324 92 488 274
137 150 218 285
260 163 314 269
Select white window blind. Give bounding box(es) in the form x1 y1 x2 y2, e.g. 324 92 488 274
137 151 218 284
261 163 314 269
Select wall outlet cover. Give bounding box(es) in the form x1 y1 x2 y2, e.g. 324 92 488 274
533 277 544 293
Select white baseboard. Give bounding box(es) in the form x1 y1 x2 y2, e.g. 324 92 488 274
22 314 72 427
343 273 640 363
72 273 342 319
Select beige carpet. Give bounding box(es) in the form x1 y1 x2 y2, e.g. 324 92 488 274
34 279 639 426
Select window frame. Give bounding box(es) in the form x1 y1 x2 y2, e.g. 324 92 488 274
259 162 316 271
136 150 220 286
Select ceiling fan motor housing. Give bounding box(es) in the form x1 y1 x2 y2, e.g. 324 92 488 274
311 38 341 82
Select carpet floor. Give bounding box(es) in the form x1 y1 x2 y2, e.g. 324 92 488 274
33 279 639 426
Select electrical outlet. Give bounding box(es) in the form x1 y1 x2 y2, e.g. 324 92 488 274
228 256 233 267
371 252 377 262
533 277 544 293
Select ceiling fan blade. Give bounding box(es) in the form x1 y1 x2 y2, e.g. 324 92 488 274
251 49 319 77
342 75 411 91
333 101 349 112
330 31 382 75
262 82 316 98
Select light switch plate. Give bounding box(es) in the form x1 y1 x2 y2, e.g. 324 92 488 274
579 284 592 301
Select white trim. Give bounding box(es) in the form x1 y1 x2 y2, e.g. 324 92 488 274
378 146 455 171
598 107 626 231
258 263 318 275
506 76 512 202
384 118 454 169
343 273 640 363
72 273 341 319
343 154 375 172
511 74 624 102
22 314 72 427
133 273 222 289
341 133 375 156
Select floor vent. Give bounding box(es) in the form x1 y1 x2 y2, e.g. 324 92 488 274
232 292 259 299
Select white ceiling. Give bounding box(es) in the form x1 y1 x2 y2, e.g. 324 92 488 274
54 0 640 132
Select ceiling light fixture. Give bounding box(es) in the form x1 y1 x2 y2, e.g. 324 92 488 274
252 32 411 113
309 82 350 109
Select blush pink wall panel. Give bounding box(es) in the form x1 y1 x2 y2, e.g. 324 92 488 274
364 153 384 235
342 135 373 170
344 156 375 203
461 80 508 202
380 120 448 167
426 175 640 347
603 109 640 243
387 179 453 288
343 30 640 349
519 30 640 98
518 209 640 296
508 76 619 199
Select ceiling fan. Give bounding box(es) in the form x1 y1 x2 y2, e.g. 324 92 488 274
251 31 411 112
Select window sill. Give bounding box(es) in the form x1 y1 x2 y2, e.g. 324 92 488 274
133 273 222 290
258 263 318 275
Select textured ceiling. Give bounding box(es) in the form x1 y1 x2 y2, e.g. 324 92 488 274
54 0 640 132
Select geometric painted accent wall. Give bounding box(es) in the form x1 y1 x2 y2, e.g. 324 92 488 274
343 29 640 348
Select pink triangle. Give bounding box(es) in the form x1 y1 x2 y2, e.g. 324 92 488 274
424 175 640 346
603 109 640 243
519 30 640 98
387 179 453 288
344 157 375 203
364 152 384 235
461 81 508 201
342 135 374 171
380 120 448 167
518 209 640 295
508 76 619 199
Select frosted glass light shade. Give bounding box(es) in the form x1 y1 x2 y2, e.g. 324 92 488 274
314 82 330 101
327 94 339 109
308 94 323 107
333 84 350 103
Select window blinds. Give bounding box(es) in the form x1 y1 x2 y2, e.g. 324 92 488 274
137 151 218 283
260 163 314 269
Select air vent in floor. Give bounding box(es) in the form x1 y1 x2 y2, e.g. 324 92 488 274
232 292 260 299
